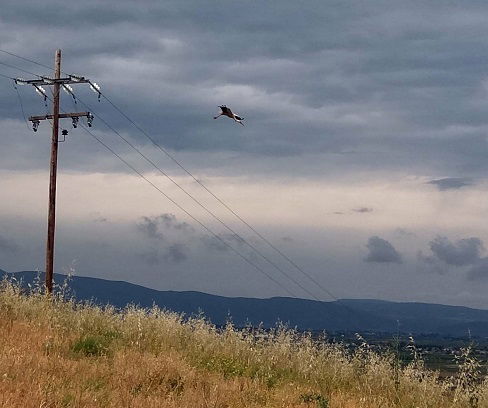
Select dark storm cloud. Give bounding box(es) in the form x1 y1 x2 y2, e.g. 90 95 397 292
137 216 165 240
2 1 488 178
365 236 402 264
426 178 473 191
137 215 191 264
138 214 249 257
429 236 483 266
137 214 193 241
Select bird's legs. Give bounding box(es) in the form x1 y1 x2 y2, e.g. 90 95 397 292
213 113 223 119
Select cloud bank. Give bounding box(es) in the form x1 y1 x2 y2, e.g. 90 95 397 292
365 236 402 264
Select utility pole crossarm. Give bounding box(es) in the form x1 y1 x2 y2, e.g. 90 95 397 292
29 112 90 122
16 77 90 86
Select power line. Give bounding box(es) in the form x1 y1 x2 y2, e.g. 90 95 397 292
0 49 341 302
76 123 299 298
30 85 303 300
0 56 306 299
0 60 40 77
0 49 53 72
99 92 340 301
72 94 323 300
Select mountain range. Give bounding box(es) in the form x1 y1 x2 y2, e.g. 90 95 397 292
2 269 488 337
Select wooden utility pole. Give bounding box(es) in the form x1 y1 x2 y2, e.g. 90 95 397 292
45 49 61 294
18 49 96 293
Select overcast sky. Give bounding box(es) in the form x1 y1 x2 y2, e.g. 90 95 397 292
1 0 488 308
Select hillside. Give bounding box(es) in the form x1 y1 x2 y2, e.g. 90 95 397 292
3 270 488 337
1 278 488 407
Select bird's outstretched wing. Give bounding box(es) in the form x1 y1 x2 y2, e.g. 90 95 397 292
234 115 243 121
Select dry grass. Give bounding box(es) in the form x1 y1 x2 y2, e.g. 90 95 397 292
1 279 488 407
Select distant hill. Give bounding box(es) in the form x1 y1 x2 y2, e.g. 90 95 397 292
2 269 488 337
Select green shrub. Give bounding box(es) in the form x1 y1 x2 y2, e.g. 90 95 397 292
72 335 109 357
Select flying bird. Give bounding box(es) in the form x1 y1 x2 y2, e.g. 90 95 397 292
214 105 244 126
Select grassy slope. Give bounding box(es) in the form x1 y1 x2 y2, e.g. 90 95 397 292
1 281 487 408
